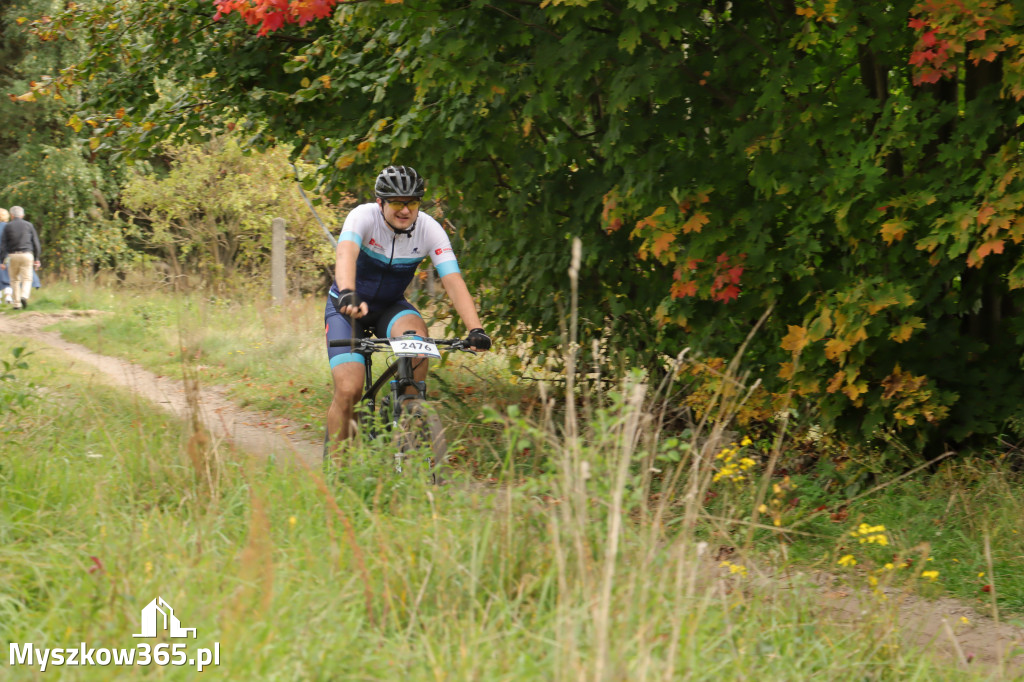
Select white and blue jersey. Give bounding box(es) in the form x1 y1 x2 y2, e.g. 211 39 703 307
324 203 461 368
328 202 460 305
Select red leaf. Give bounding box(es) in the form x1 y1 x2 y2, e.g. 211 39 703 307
914 70 945 85
712 284 740 302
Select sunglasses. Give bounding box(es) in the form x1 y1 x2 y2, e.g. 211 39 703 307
384 198 421 211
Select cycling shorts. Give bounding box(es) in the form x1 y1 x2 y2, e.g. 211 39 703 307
325 296 423 368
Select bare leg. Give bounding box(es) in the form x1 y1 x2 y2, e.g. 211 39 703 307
326 362 366 464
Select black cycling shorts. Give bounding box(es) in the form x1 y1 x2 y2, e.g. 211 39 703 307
324 296 422 368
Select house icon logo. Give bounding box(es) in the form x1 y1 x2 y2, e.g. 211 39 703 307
133 597 197 639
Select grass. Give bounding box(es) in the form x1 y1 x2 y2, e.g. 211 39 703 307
767 460 1024 615
0 334 992 679
22 283 1024 613
3 281 1024 677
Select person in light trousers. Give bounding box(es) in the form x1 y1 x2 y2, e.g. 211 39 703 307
0 206 42 310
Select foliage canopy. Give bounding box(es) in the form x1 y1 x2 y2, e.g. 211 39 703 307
17 0 1024 449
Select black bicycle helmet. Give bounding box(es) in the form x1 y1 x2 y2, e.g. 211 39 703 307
374 165 425 198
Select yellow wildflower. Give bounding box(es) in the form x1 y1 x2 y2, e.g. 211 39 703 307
719 561 748 577
838 554 857 567
921 570 939 581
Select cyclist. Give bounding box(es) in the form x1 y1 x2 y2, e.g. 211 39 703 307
324 165 490 459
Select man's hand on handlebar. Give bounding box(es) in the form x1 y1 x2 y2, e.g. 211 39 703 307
466 328 491 352
333 289 368 319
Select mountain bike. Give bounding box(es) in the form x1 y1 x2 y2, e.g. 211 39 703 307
328 332 476 484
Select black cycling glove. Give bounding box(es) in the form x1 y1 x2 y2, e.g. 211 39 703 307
333 288 364 314
467 328 491 351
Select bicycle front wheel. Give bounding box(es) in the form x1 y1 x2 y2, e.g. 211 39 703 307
393 399 448 485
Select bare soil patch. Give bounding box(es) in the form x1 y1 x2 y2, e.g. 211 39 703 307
0 310 322 465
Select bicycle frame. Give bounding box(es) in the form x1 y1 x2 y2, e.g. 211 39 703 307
341 335 470 429
359 352 428 425
325 335 473 478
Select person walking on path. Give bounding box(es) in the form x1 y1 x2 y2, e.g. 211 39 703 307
0 208 10 304
0 206 42 310
0 208 40 305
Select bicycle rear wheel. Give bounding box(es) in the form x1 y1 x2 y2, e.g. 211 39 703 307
392 399 448 485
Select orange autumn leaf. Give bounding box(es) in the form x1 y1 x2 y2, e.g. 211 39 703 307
976 204 996 226
842 381 868 401
824 338 851 361
634 206 667 233
651 231 676 258
682 211 709 234
670 279 697 299
880 219 908 244
890 317 925 343
781 325 809 352
967 238 1005 267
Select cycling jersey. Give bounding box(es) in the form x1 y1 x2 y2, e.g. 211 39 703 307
327 203 460 305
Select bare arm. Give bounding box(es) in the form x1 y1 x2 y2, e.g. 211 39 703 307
440 272 484 333
334 240 368 318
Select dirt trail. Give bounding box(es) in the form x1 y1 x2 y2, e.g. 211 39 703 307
2 310 1023 675
0 310 322 465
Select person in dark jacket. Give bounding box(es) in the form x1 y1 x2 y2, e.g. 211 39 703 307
0 208 40 305
0 206 42 310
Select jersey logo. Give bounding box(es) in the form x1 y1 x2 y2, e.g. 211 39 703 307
435 247 453 255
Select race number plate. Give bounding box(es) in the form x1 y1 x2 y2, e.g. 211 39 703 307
389 338 442 359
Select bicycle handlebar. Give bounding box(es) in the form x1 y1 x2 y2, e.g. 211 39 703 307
328 337 476 353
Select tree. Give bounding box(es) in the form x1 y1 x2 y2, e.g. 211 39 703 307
21 0 1024 449
1 0 133 273
121 138 343 291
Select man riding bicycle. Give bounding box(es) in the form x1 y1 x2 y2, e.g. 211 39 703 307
325 165 490 459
